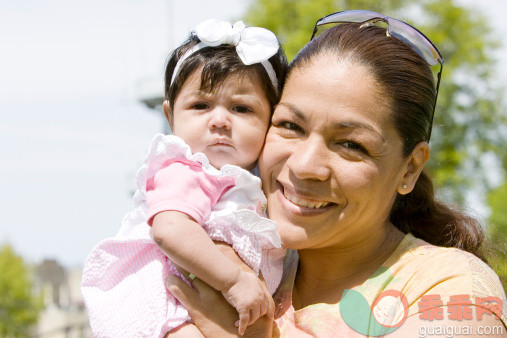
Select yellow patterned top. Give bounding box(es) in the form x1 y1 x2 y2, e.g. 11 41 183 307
273 233 507 337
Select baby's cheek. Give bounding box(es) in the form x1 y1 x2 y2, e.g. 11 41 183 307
244 135 267 158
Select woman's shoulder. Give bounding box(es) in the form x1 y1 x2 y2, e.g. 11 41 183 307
388 233 502 295
369 233 506 325
385 234 506 319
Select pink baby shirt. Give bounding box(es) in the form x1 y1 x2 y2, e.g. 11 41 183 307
145 157 235 226
81 134 285 338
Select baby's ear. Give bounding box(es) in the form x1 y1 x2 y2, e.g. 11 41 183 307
163 100 173 127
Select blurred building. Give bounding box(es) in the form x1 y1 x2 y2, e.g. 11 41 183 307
33 259 91 338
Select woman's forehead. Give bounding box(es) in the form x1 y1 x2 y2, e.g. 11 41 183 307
279 55 396 137
284 56 389 111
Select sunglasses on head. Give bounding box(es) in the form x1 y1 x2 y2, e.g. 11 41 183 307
311 10 444 141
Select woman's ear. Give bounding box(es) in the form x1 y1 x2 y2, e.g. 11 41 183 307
397 142 430 195
163 100 174 129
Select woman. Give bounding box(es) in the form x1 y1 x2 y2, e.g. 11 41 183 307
167 10 507 337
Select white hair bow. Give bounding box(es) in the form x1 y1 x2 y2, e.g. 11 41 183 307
170 19 279 90
195 19 279 65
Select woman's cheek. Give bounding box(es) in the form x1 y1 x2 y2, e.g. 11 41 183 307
337 161 379 192
260 133 287 176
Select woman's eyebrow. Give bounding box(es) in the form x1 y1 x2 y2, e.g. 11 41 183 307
333 122 385 141
277 102 306 121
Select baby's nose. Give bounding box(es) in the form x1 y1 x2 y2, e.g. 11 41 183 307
209 107 231 130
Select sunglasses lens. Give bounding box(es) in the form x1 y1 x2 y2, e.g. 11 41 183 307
314 10 443 67
388 19 441 66
313 10 379 38
318 10 378 25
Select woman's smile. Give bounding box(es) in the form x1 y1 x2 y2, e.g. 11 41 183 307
276 181 335 214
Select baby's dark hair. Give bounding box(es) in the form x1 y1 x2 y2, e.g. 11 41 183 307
164 34 288 116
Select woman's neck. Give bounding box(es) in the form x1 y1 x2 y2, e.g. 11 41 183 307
292 224 404 310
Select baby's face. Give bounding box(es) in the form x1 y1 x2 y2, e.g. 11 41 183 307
170 68 271 170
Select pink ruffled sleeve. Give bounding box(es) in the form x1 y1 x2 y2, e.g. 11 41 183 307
145 158 235 225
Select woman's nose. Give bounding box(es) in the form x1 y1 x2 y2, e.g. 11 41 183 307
208 107 231 130
286 136 331 181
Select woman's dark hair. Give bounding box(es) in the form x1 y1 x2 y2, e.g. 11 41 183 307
164 34 288 119
291 23 484 258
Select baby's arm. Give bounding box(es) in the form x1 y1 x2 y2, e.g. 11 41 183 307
152 210 241 293
152 211 270 335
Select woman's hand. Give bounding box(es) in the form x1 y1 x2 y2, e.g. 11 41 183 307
166 242 274 337
166 275 274 337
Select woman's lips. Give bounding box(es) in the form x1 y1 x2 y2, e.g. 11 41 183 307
276 181 334 213
283 190 331 209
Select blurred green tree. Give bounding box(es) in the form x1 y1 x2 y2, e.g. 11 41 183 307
487 182 507 290
245 0 507 206
0 245 42 337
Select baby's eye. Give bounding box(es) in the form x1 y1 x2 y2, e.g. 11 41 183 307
232 105 252 113
192 103 209 110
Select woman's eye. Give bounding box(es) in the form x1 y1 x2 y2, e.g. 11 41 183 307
280 121 302 132
192 103 209 110
340 140 367 153
232 105 252 113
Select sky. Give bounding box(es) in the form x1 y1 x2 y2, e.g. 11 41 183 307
1 0 506 268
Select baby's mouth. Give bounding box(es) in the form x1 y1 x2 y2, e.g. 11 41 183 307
210 138 233 147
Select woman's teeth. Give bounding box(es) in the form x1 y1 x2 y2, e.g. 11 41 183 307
283 190 330 209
